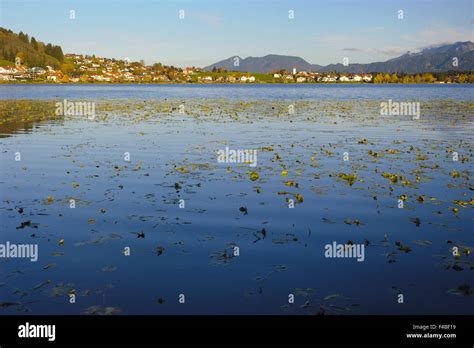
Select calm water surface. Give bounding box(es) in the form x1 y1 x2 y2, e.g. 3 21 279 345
0 84 473 315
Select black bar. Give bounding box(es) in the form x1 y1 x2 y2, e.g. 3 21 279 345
0 315 472 346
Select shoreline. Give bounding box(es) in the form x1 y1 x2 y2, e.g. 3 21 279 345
1 81 471 85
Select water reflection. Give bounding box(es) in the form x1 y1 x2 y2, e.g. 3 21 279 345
0 88 473 315
0 100 64 138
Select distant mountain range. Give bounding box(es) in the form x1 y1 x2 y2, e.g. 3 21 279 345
204 54 322 74
204 42 474 74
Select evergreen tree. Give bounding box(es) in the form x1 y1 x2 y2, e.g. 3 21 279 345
18 31 29 43
31 37 38 50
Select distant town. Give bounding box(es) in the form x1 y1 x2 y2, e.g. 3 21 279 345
2 53 473 84
1 54 373 83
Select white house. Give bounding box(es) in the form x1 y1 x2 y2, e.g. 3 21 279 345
248 76 256 82
339 75 350 82
183 68 195 75
28 67 46 75
0 67 15 80
296 76 306 83
0 74 14 81
240 76 248 82
153 75 169 81
352 75 363 82
273 73 281 78
0 66 15 74
322 75 337 82
122 72 135 81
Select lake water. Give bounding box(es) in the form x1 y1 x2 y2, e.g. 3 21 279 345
2 83 473 101
0 84 473 315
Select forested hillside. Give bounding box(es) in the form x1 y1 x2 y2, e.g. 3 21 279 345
0 27 64 68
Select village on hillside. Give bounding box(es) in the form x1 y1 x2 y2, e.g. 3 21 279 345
0 54 371 83
1 53 472 84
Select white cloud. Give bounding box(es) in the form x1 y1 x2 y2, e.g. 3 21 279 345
371 46 409 56
342 47 362 52
341 46 408 57
400 24 473 48
339 25 472 60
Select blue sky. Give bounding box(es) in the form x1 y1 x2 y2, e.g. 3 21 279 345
1 0 472 67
